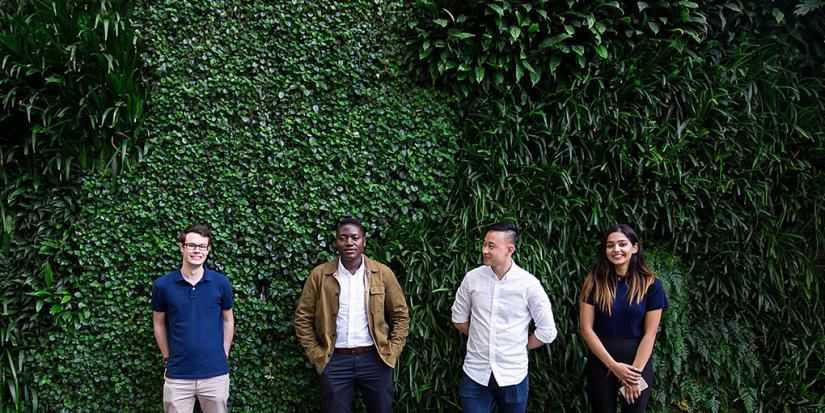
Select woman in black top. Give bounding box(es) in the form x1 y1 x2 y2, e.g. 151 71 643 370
579 224 668 413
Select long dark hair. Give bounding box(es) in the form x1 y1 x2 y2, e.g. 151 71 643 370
579 224 654 315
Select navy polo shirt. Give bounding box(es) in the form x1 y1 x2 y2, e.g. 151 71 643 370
151 266 234 379
586 276 667 339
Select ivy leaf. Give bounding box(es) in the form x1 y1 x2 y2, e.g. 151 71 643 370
509 26 521 42
522 60 536 73
475 65 485 83
548 55 562 72
595 45 608 59
771 8 784 24
529 69 541 86
487 4 504 17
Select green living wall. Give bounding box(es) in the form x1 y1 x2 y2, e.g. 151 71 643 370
402 0 824 412
0 0 823 412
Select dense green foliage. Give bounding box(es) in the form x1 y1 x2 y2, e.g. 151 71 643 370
405 0 825 411
24 0 458 411
0 0 822 412
0 1 144 410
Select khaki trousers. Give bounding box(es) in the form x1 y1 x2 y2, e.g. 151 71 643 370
163 373 230 413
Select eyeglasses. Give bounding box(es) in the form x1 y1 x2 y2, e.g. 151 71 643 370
184 243 210 252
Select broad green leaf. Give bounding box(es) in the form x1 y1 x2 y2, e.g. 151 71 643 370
509 26 521 42
548 55 562 72
772 8 784 24
522 60 536 73
529 69 541 86
487 4 504 17
538 33 571 48
44 261 53 286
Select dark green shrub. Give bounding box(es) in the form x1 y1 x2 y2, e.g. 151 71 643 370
0 1 145 410
404 0 824 411
28 1 459 411
1 0 822 411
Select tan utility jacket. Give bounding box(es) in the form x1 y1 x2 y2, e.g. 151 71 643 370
294 256 409 374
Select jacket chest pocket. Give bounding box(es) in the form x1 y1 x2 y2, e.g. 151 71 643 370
369 284 386 312
369 284 389 336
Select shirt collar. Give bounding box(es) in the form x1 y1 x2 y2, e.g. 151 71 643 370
488 261 520 281
337 255 365 277
174 265 213 283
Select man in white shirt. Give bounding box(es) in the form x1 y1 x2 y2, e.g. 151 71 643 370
451 222 558 413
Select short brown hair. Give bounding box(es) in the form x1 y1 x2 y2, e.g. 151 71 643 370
178 224 212 244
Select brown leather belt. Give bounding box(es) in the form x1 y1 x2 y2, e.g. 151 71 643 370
334 346 375 355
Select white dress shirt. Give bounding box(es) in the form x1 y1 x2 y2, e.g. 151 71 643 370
451 263 557 386
334 257 374 348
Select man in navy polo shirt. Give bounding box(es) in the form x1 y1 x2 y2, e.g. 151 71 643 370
152 224 235 413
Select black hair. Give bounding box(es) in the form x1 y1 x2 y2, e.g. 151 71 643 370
336 217 365 236
486 221 519 247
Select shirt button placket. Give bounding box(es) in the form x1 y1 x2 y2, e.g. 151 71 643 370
490 281 499 363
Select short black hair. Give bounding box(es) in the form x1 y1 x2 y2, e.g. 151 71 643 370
487 221 519 246
336 217 365 236
178 224 212 244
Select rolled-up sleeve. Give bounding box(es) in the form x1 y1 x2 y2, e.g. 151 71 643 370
527 281 557 344
451 276 472 323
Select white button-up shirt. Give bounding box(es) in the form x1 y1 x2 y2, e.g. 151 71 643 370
451 263 557 386
334 257 374 348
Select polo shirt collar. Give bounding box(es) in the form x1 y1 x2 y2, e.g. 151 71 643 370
173 265 214 283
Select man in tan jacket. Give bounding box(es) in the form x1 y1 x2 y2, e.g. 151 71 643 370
295 218 409 413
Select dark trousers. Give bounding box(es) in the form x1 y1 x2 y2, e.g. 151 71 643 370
585 337 653 413
458 371 529 413
319 351 394 413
